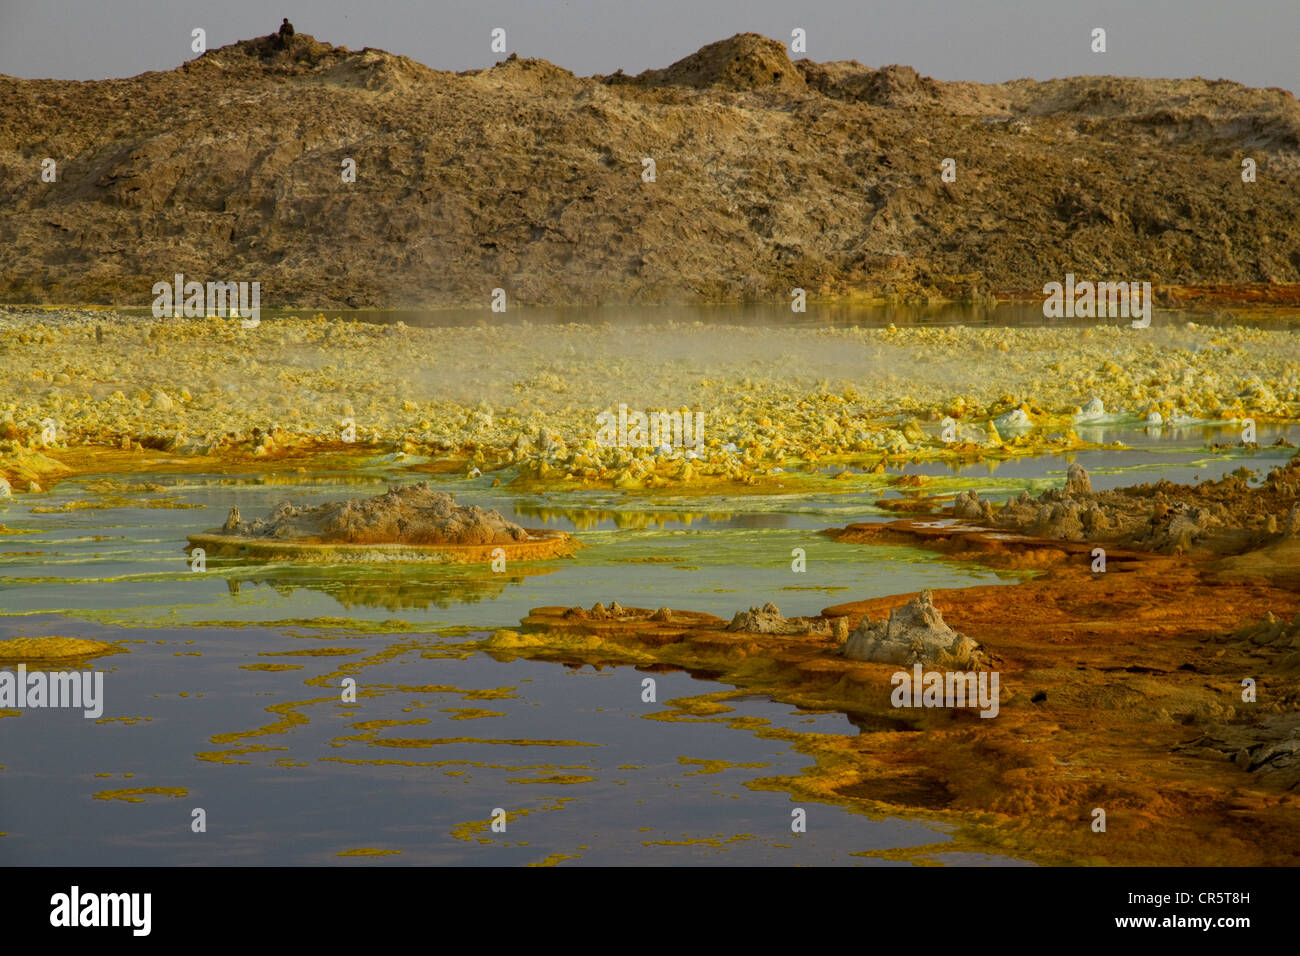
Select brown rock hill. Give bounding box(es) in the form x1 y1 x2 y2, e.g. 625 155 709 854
628 33 806 93
1 31 1298 308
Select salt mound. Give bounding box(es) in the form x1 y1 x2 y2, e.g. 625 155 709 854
1074 397 1106 422
953 489 994 521
843 590 983 668
994 408 1032 430
635 33 805 93
727 601 846 638
1065 462 1092 496
213 482 530 546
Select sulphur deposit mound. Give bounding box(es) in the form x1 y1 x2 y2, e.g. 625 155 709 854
188 482 575 562
0 636 123 664
2 30 1299 306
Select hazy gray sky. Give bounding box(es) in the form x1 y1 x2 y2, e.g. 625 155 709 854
1 0 1297 94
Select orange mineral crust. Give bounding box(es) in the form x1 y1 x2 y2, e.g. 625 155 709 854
489 461 1300 865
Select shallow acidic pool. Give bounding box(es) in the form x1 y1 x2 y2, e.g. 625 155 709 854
1 425 1294 865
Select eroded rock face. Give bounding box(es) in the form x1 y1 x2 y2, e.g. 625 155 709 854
213 482 530 545
843 589 983 668
1185 714 1300 788
1236 736 1300 787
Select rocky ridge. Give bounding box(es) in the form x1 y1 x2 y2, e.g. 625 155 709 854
2 31 1299 306
952 455 1300 555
